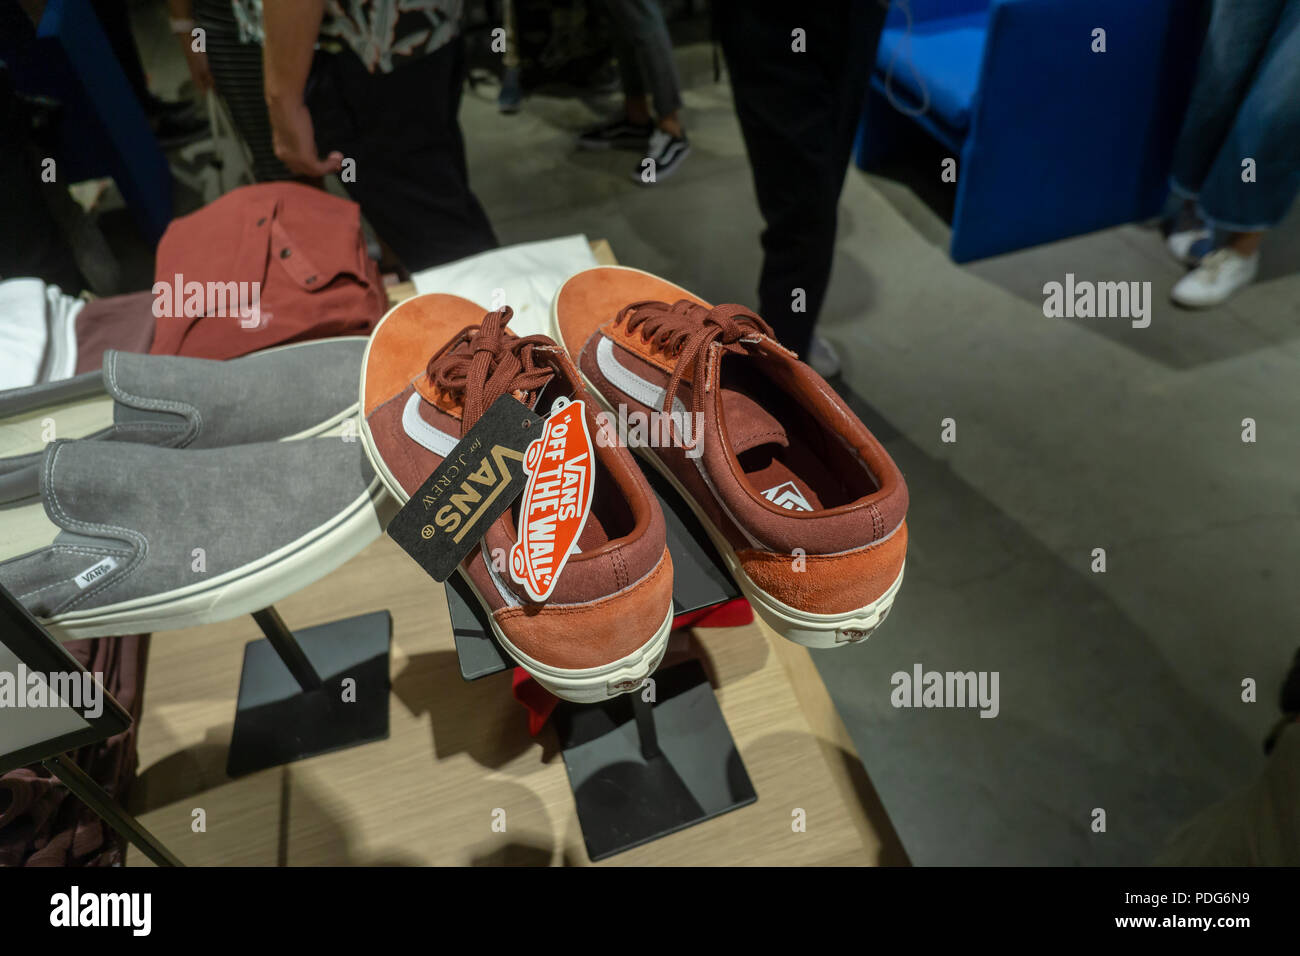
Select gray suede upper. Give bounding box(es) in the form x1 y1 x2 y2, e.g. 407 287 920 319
0 339 365 486
102 339 364 448
0 436 379 619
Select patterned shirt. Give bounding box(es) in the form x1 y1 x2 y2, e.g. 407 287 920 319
232 0 462 74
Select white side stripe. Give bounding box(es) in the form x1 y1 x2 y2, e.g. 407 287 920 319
402 392 458 457
595 336 689 418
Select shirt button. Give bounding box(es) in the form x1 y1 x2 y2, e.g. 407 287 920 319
305 275 317 285
257 217 266 226
280 247 291 259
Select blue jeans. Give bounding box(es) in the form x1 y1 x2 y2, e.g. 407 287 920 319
1170 0 1300 230
606 0 683 118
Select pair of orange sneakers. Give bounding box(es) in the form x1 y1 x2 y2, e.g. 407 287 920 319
359 267 908 703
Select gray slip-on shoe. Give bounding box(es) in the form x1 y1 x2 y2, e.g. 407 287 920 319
0 436 396 639
0 338 366 494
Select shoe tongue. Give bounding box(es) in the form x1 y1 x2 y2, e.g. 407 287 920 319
721 388 789 455
529 364 574 416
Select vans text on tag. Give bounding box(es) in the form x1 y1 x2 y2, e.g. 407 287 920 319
510 397 596 603
74 556 118 590
427 443 526 545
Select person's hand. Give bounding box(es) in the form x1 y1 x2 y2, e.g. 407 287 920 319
181 44 213 94
267 96 343 177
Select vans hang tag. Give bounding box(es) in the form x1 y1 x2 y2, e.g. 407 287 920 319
386 395 544 582
509 397 596 603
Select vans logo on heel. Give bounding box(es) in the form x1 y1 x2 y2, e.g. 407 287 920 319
609 677 646 694
835 626 871 645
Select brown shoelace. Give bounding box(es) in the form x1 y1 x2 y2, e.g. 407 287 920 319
615 299 773 431
426 307 555 428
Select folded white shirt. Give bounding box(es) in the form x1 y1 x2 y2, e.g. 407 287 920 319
0 277 83 390
410 234 599 337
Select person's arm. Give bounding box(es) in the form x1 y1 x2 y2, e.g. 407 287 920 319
262 0 342 177
166 0 212 93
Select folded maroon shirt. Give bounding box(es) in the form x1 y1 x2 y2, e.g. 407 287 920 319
151 182 386 359
74 291 156 375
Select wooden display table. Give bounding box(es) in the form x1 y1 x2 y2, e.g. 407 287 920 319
126 240 904 866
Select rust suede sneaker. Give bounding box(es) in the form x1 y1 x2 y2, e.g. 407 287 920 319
550 266 907 648
359 293 674 702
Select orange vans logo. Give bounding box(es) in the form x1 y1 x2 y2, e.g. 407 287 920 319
510 397 595 602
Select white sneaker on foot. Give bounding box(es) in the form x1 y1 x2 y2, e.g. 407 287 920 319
1166 228 1212 266
808 333 841 377
1171 248 1259 308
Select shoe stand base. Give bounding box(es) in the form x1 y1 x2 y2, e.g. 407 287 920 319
226 610 392 778
553 659 756 861
444 475 753 860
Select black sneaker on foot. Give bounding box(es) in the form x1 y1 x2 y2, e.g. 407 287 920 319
1264 647 1300 754
577 115 653 150
151 109 210 149
631 129 690 184
498 66 522 114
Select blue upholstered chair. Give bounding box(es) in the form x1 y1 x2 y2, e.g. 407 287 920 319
858 0 1206 261
1 0 173 242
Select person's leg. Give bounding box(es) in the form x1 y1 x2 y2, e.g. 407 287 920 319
605 0 683 135
1169 0 1288 203
715 0 882 358
499 0 523 112
0 78 85 293
602 0 652 124
309 42 497 272
90 0 151 107
576 0 656 147
502 0 521 72
1171 1 1300 307
193 0 291 181
1198 0 1300 238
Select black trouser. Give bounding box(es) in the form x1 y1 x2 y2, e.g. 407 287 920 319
0 68 84 292
308 39 498 272
714 0 886 358
90 0 151 107
194 0 290 182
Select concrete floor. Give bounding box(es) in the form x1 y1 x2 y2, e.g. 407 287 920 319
455 45 1299 866
133 19 1299 865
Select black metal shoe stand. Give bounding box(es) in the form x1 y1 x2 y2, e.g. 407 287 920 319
445 477 757 860
225 605 392 778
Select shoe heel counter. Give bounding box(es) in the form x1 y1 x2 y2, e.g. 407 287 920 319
493 548 674 669
737 521 907 616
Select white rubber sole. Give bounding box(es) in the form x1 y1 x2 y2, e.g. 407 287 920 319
549 277 904 649
356 303 425 506
356 323 673 703
0 395 116 459
42 463 396 641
